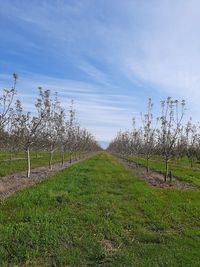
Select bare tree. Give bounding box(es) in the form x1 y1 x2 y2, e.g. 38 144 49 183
53 94 66 165
185 118 199 167
140 98 158 172
65 100 77 163
43 94 60 170
21 88 51 177
6 100 22 160
157 97 185 181
0 73 18 130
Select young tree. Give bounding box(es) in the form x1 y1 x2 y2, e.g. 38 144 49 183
185 118 199 167
53 94 66 165
43 94 59 170
140 98 158 172
65 100 77 163
22 88 51 177
0 73 18 130
6 101 21 160
157 97 185 181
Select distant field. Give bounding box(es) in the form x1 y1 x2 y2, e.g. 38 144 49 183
0 151 80 177
0 153 200 266
126 155 200 187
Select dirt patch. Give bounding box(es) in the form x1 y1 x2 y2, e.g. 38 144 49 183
0 154 95 200
101 240 118 255
114 156 196 190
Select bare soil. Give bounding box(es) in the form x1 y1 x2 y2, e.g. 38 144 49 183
0 155 94 200
114 156 196 190
102 240 117 254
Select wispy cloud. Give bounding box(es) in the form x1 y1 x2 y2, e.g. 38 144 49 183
0 72 138 140
1 0 200 140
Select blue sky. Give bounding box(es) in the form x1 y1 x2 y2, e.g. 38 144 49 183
1 0 200 144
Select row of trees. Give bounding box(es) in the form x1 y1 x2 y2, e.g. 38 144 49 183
108 97 200 181
0 74 100 177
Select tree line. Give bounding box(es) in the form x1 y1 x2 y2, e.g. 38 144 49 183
108 97 200 181
0 74 100 177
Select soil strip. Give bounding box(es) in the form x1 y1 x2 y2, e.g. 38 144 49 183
113 155 196 190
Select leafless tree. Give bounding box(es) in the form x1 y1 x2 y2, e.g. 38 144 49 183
185 118 199 167
140 98 158 172
0 73 18 130
65 100 77 163
53 94 66 165
21 88 51 177
157 97 185 180
42 93 60 170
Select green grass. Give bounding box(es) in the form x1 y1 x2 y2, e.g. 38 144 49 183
0 151 79 177
126 155 200 187
0 152 200 266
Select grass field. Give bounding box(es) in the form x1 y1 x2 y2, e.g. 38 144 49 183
0 151 79 177
125 155 200 187
0 152 200 266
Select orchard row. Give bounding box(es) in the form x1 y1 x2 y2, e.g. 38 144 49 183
0 74 100 177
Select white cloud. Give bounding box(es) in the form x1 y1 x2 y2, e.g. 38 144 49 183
120 1 200 109
0 72 138 140
1 0 200 139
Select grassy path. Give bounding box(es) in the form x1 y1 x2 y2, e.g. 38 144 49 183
0 153 200 266
0 154 95 200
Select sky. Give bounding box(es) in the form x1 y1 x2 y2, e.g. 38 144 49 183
1 0 200 147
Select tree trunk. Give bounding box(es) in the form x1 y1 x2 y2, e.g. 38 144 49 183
69 152 72 163
135 155 138 168
10 151 12 161
61 151 64 165
165 157 169 182
146 155 150 173
191 158 193 168
27 147 31 178
169 171 173 185
49 151 53 170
